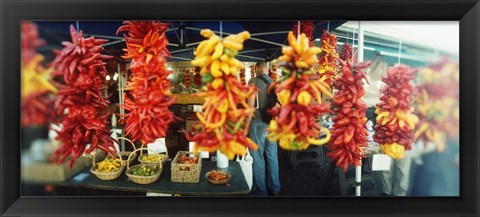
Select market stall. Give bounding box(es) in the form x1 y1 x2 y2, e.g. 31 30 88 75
20 20 459 197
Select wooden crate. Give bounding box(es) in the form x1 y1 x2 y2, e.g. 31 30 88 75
171 151 202 183
22 156 90 183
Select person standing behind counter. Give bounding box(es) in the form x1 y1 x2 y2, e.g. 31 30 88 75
245 60 281 196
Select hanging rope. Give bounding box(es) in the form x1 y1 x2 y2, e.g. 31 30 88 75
297 21 301 42
75 21 80 32
220 21 223 38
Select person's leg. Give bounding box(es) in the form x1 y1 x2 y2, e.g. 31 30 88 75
392 151 413 196
265 132 281 195
249 120 267 196
381 162 394 195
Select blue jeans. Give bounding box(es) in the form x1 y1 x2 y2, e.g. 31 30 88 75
248 119 281 196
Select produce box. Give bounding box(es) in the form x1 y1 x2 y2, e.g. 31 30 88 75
171 151 202 183
22 155 91 183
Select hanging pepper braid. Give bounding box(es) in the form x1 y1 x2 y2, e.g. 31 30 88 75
50 25 117 167
327 48 371 171
266 32 332 150
117 21 179 144
185 29 258 159
374 65 418 159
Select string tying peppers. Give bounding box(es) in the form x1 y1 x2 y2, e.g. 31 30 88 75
21 21 57 127
50 25 117 167
327 47 371 172
117 21 179 144
374 65 418 159
186 29 258 159
266 32 332 150
317 30 339 86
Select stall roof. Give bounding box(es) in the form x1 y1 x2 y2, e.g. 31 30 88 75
34 21 345 62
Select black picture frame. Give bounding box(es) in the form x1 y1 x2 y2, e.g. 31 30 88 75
1 0 478 216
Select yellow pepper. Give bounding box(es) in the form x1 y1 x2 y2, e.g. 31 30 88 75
297 91 312 105
216 100 228 114
268 119 279 132
211 78 224 90
381 143 404 159
278 132 296 150
277 89 291 105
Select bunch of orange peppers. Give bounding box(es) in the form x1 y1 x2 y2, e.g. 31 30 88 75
317 30 339 86
117 21 178 144
266 32 332 150
186 29 258 159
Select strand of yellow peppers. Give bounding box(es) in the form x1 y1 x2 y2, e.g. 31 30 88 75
186 29 258 159
117 21 178 144
373 65 418 159
21 21 57 127
317 30 339 86
50 25 117 167
327 48 371 171
266 32 332 150
414 58 459 152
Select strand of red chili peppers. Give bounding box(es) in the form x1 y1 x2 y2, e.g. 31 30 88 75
317 30 339 86
50 25 117 167
339 44 353 62
266 32 331 150
194 66 202 86
327 48 371 172
268 66 278 81
184 69 191 89
21 21 57 127
117 21 178 144
239 68 247 85
292 21 315 47
186 29 258 159
373 65 418 159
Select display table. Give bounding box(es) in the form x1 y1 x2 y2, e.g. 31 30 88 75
60 161 249 196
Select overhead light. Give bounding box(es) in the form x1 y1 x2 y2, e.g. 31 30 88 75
113 73 118 81
352 45 376 51
167 67 172 71
315 38 320 41
106 75 111 81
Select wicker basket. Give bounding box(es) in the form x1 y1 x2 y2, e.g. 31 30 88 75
125 148 162 185
171 151 202 183
90 151 125 181
113 137 138 165
138 143 168 166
